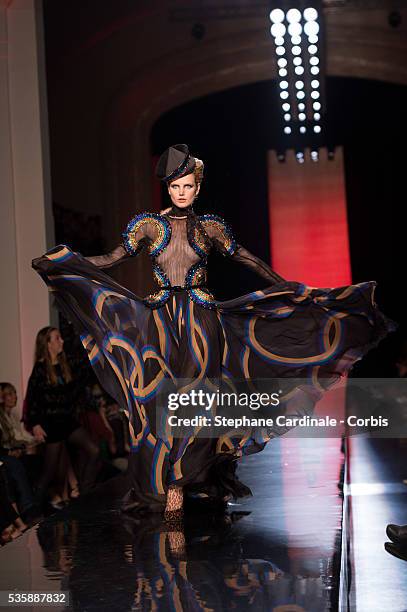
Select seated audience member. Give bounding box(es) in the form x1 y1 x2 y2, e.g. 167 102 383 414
0 429 36 523
0 383 37 450
0 461 28 543
0 383 43 488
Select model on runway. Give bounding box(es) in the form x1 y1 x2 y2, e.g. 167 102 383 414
32 144 394 523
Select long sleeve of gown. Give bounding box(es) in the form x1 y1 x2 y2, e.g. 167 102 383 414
200 214 285 286
85 214 158 268
230 244 286 285
84 245 130 269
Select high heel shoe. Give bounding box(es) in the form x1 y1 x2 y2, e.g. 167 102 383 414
164 508 184 523
164 484 184 529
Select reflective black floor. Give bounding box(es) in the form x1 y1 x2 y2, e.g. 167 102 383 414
0 438 343 611
347 437 407 612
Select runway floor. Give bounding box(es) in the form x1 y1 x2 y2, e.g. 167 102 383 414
345 437 407 612
0 438 343 611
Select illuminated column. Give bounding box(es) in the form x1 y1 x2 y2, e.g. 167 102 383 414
268 147 351 286
0 0 53 401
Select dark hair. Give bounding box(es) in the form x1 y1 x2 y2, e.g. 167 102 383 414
34 327 72 385
0 382 16 395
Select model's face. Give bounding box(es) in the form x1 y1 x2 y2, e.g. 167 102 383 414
167 173 200 208
2 387 17 410
48 329 64 357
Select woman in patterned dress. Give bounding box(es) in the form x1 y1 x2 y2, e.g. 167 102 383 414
32 144 394 521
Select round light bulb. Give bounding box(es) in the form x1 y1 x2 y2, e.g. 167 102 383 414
296 91 305 99
271 23 286 38
292 46 301 55
277 58 287 67
282 102 290 111
288 22 302 36
284 126 292 134
270 8 285 23
304 21 319 37
308 45 317 55
276 46 286 56
304 8 318 21
295 66 304 75
314 125 321 133
280 91 289 99
287 8 301 23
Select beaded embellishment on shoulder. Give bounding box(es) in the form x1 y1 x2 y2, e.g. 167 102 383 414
199 214 237 256
122 212 171 257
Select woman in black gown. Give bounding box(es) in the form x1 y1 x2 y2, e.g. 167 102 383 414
32 144 394 520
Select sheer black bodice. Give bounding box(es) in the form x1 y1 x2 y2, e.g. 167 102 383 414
85 207 285 290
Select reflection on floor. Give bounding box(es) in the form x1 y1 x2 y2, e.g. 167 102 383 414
346 438 407 612
0 438 343 611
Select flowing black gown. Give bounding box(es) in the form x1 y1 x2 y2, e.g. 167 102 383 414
32 205 394 511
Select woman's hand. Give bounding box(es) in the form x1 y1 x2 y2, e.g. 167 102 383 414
32 425 47 443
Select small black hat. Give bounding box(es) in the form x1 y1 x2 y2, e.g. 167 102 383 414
155 144 196 182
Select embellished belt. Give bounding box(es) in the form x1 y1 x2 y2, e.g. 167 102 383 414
167 284 206 292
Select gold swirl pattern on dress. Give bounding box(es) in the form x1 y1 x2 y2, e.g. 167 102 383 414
45 246 72 261
247 314 342 364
